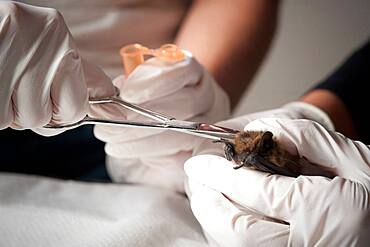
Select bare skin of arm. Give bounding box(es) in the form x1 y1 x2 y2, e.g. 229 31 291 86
176 0 280 109
300 89 358 139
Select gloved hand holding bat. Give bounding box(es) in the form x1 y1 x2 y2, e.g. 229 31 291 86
185 118 370 246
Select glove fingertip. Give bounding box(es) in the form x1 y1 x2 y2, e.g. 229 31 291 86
104 144 127 159
83 60 116 99
0 107 14 130
32 127 66 137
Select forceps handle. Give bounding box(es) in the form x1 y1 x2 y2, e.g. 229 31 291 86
89 96 174 123
45 116 235 141
46 116 176 130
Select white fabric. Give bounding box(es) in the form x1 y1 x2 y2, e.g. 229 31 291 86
0 173 208 247
94 54 230 193
185 118 370 246
0 2 116 135
17 0 190 78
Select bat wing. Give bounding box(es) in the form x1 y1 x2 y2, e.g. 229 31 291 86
245 154 299 177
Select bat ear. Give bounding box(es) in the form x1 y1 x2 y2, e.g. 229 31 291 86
258 131 274 153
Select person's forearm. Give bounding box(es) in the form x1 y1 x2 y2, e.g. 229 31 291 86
300 89 358 139
176 0 280 109
301 40 370 143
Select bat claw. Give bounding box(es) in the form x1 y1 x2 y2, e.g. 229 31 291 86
233 164 244 169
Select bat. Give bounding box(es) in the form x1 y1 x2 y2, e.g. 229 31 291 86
218 131 303 177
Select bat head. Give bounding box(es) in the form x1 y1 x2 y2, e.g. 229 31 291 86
234 131 275 155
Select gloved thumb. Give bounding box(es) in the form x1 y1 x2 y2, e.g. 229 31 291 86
82 59 116 99
83 59 128 122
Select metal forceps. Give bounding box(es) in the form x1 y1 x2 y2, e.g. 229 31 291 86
45 91 239 142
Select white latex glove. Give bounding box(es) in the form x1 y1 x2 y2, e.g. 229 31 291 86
185 118 370 246
94 54 230 193
0 2 116 135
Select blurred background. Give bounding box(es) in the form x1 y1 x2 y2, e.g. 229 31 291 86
234 0 370 116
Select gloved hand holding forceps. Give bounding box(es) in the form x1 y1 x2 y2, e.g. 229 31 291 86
0 2 119 136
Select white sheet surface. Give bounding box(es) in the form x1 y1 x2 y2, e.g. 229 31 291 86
0 173 207 247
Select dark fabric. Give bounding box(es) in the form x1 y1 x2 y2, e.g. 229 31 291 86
0 126 111 182
313 39 370 144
